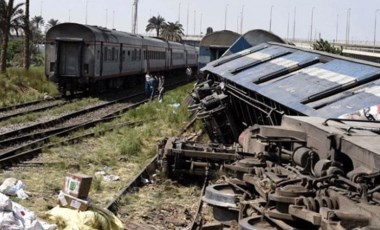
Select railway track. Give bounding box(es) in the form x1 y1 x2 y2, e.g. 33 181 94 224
0 79 188 167
0 97 62 113
0 99 67 122
104 116 209 229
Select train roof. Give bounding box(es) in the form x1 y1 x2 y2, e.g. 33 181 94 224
46 23 146 44
200 30 240 48
201 42 380 118
223 29 286 56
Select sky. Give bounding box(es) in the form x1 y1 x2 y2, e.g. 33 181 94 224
22 0 380 44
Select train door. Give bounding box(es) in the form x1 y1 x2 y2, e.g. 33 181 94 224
56 40 83 77
185 50 188 66
119 44 123 73
100 42 103 76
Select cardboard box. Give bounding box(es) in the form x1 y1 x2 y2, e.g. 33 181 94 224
58 191 90 211
63 173 92 198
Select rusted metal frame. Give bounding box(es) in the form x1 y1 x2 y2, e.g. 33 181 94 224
169 149 238 161
247 201 296 229
227 90 276 125
190 168 209 230
322 117 380 126
226 83 275 111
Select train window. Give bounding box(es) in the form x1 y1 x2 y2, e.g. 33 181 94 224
132 49 137 61
128 51 130 56
50 62 55 72
97 50 100 60
122 50 126 61
138 49 141 60
112 47 115 61
84 64 89 74
115 50 118 61
104 47 108 61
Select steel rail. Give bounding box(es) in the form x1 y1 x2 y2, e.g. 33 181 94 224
0 96 62 113
0 100 67 122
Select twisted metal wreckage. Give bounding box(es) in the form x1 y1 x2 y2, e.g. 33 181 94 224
159 43 380 229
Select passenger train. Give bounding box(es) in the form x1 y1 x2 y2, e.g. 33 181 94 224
45 23 198 94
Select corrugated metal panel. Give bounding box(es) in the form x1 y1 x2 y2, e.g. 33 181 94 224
201 43 380 118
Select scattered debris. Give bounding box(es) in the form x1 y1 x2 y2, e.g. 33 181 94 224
95 169 120 181
0 192 57 230
0 178 29 199
47 206 124 230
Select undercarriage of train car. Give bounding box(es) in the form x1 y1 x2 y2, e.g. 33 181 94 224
158 79 380 229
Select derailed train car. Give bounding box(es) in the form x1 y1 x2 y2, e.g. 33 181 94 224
159 43 380 229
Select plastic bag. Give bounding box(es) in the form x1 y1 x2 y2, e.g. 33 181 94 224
0 178 29 199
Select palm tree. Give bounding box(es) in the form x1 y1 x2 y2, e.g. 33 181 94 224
24 0 30 69
9 7 23 37
0 0 24 73
46 18 59 30
145 15 165 37
161 21 184 42
31 15 44 31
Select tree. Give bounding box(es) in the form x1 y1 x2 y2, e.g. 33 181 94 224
0 0 24 73
9 7 23 37
312 38 343 55
46 18 59 30
31 15 44 31
145 15 165 37
161 21 184 42
24 0 30 69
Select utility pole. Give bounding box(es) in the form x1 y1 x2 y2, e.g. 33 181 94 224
269 5 273 32
287 12 289 41
85 0 88 24
374 9 379 47
112 10 115 28
335 14 339 43
346 8 351 44
310 7 315 42
194 10 196 35
200 13 202 35
132 0 138 34
240 5 244 34
186 4 189 35
178 1 181 22
293 7 296 40
105 9 108 27
224 4 229 30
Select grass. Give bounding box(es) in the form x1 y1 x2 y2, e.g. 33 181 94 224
0 82 205 224
0 97 100 127
0 67 59 107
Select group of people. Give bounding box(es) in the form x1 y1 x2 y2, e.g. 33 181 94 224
145 67 193 102
145 72 165 102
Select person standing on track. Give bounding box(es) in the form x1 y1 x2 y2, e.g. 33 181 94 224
157 73 165 102
186 66 192 81
145 72 152 96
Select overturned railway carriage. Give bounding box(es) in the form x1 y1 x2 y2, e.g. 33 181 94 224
159 43 380 229
45 23 198 94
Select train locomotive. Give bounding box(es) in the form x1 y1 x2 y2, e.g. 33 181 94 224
45 23 198 95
